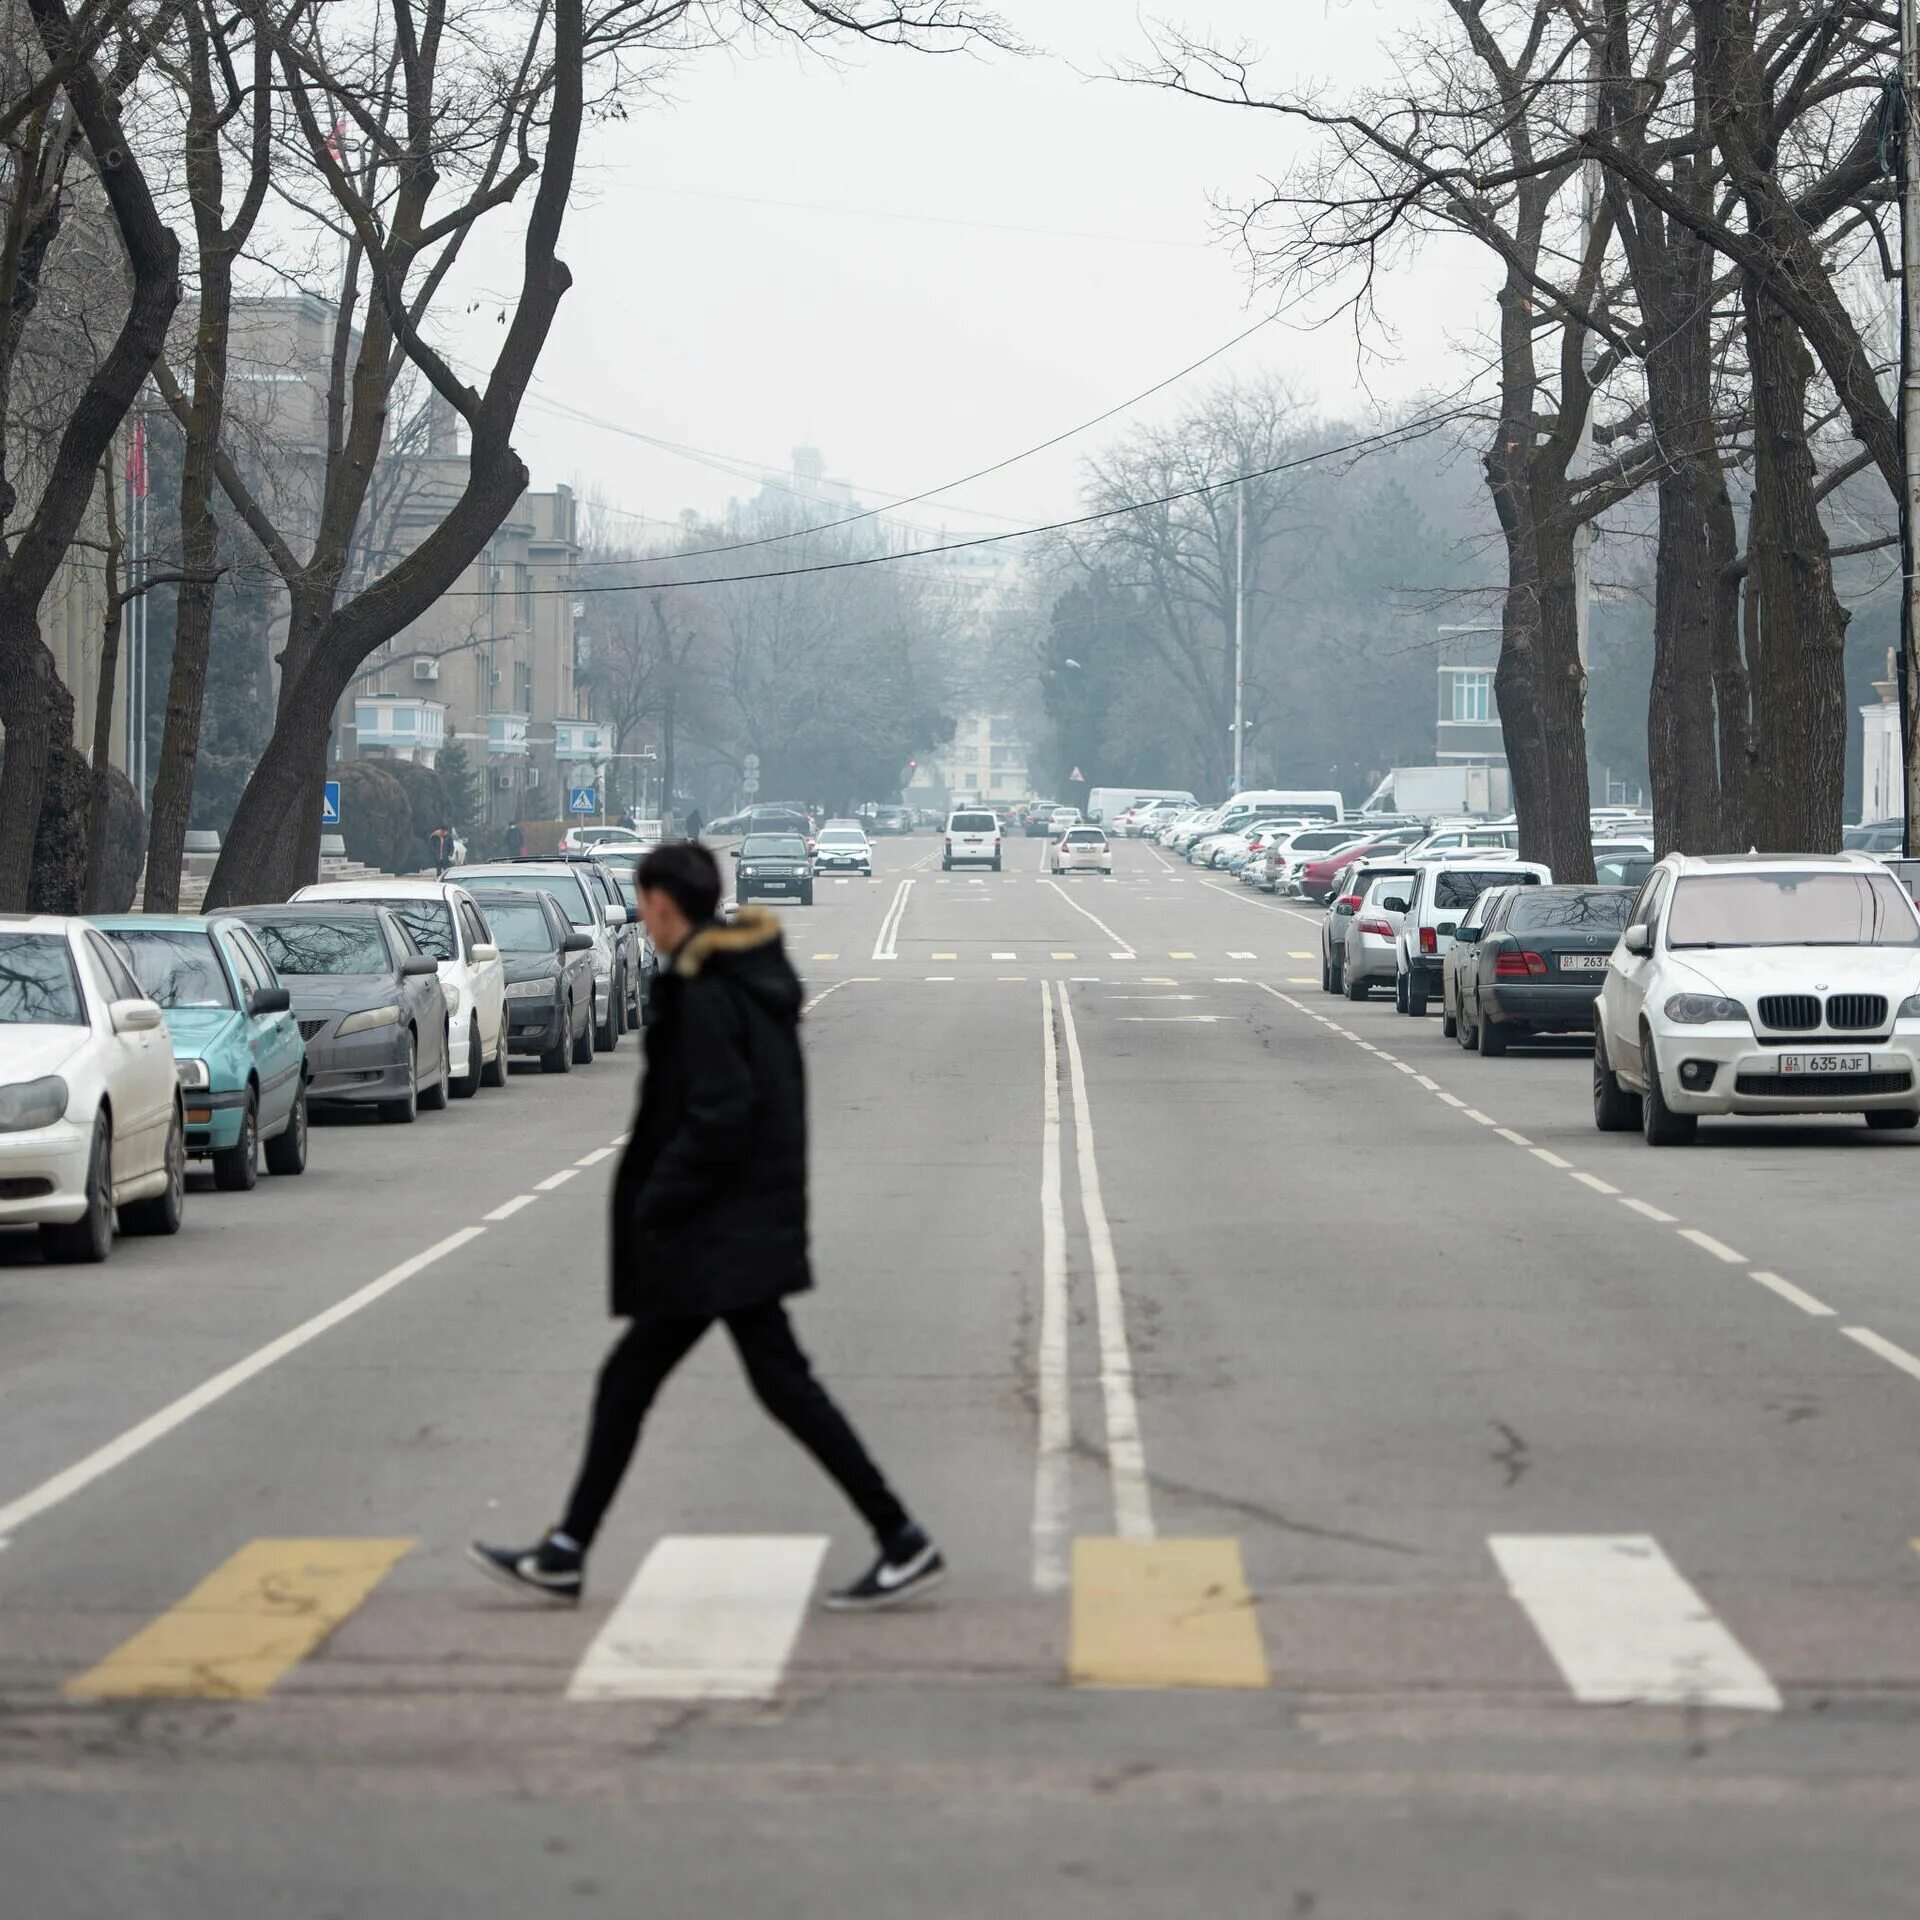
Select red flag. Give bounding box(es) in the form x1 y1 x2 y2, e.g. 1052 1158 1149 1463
325 118 346 164
126 414 148 499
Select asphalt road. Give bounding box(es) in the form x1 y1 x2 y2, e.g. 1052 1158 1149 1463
6 832 1920 1917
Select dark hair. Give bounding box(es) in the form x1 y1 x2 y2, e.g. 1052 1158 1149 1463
637 840 722 922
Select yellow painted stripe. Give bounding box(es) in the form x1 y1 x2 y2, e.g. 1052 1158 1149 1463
1287 950 1313 959
1050 951 1077 960
1168 951 1196 960
1070 1537 1269 1690
811 952 838 960
1287 977 1317 985
66 1537 413 1701
931 951 958 960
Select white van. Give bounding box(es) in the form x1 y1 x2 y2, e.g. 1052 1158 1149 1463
1087 786 1197 825
1210 788 1345 836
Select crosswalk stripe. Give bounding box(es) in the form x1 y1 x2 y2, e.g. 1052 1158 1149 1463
1489 1534 1781 1711
1070 1538 1269 1690
66 1538 413 1700
567 1534 828 1702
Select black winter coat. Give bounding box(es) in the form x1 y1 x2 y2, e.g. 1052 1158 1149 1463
610 907 811 1319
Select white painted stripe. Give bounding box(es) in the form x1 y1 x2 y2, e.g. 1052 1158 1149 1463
1750 1270 1834 1316
870 877 913 960
1040 878 1135 958
1678 1227 1746 1265
1056 986 1153 1541
575 1146 617 1167
535 1168 580 1191
1530 1148 1573 1170
1489 1534 1781 1711
1495 1128 1532 1147
1034 983 1071 1594
801 978 868 1016
1619 1196 1678 1223
1841 1325 1920 1383
992 951 1017 961
1228 951 1256 960
1374 1052 1399 1063
1393 1062 1417 1076
1464 1108 1497 1125
611 1132 631 1146
1436 1091 1467 1108
1109 951 1132 960
483 1195 539 1221
1568 1170 1618 1195
0 1228 486 1539
1414 1074 1440 1091
924 976 956 982
567 1535 828 1701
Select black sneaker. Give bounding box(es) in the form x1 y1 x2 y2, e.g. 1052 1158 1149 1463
467 1532 583 1605
824 1527 946 1611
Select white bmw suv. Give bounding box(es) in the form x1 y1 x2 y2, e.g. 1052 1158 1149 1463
1594 851 1920 1143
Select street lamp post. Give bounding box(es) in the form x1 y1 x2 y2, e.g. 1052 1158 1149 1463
1899 0 1920 852
1232 482 1246 795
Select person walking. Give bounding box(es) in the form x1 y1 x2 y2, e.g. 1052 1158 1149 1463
470 841 943 1610
504 818 524 858
683 805 703 841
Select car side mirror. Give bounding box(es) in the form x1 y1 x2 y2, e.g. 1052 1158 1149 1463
603 903 626 927
111 998 164 1034
469 942 499 964
248 985 292 1016
728 847 740 859
562 931 592 953
1454 926 1480 944
1382 896 1410 914
402 954 439 977
1623 924 1653 956
1334 901 1356 917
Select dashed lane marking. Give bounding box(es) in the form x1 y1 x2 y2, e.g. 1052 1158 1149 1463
1495 1128 1532 1147
1465 1109 1496 1125
535 1168 580 1191
1568 1171 1618 1195
992 951 1017 960
1168 950 1196 960
1288 977 1317 985
1051 952 1078 961
1751 1270 1834 1316
1678 1227 1746 1265
931 952 958 960
576 1146 617 1167
1841 1326 1920 1384
1229 951 1258 960
483 1195 538 1221
1619 1197 1678 1224
1287 951 1313 959
1530 1148 1573 1170
811 952 838 960
925 976 956 982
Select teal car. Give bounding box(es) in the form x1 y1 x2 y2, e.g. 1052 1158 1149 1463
91 914 309 1190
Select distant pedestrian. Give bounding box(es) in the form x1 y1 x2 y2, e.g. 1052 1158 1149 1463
683 806 704 841
470 842 943 1610
429 822 454 874
504 819 524 858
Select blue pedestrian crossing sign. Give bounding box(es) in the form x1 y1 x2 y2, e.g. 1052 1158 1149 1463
321 780 341 826
568 787 597 815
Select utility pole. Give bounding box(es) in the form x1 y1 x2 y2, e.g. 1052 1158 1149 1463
1233 481 1246 794
660 677 676 836
1900 1 1920 852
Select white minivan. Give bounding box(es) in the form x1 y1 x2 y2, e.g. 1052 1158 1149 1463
944 808 1003 871
1209 788 1345 837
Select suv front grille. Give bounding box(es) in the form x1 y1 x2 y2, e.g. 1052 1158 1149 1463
1735 1069 1912 1099
1757 994 1820 1031
1826 994 1888 1031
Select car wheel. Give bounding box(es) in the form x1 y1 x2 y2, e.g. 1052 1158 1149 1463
453 1018 483 1099
1344 969 1369 1002
941 858 951 871
1441 992 1457 1039
1592 1027 1640 1131
543 996 575 1073
212 1091 260 1191
595 990 618 1053
1865 1109 1920 1130
1476 1010 1508 1057
1393 972 1408 1013
122 1104 186 1233
801 886 814 905
41 1111 112 1264
1321 955 1334 994
1640 1031 1696 1145
380 1034 419 1124
574 1003 596 1065
1406 975 1429 1017
481 1029 509 1089
419 1026 451 1110
264 1086 309 1175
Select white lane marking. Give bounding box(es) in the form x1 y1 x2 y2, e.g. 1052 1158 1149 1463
1414 1074 1440 1091
1436 1091 1467 1108
1228 951 1257 960
1194 876 1322 926
612 1132 631 1146
802 978 873 1016
1040 878 1135 959
1121 1015 1222 1023
1489 1534 1781 1712
871 878 913 960
1393 1062 1417 1076
1034 983 1071 1594
924 975 956 982
0 1227 486 1540
1055 986 1153 1540
1569 1171 1619 1195
1530 1148 1573 1170
575 1146 617 1167
1677 1227 1746 1265
1374 1051 1399 1063
484 1195 539 1221
567 1535 828 1702
1495 1128 1532 1147
1841 1326 1920 1383
1750 1270 1834 1317
536 1168 580 1191
992 951 1017 960
1464 1109 1497 1125
1618 1196 1677 1223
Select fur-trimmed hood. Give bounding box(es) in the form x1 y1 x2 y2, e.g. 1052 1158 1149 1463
674 905 783 978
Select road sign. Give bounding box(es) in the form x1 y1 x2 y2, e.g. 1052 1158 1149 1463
743 773 761 798
1068 766 1084 783
743 753 761 774
321 780 341 826
568 786 596 815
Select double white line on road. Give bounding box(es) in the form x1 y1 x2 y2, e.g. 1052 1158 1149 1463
871 877 913 960
1033 982 1152 1591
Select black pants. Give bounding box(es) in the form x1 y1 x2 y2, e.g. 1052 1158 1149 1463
559 1301 911 1551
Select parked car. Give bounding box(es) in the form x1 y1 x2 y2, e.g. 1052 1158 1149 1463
449 860 629 1050
560 823 653 857
1593 851 1920 1142
944 808 1003 871
228 904 451 1124
1595 851 1657 890
293 879 507 1098
732 832 815 904
534 854 649 1028
869 806 914 836
1048 806 1083 834
814 823 874 875
1450 885 1634 1054
1324 863 1421 996
1440 884 1518 1040
1298 835 1419 904
94 913 308 1188
0 916 184 1262
479 887 597 1072
1051 826 1113 874
1403 823 1523 861
1843 819 1906 856
1396 857 1553 1015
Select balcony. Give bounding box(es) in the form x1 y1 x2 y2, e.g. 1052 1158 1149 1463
552 719 608 762
354 698 445 758
487 711 530 758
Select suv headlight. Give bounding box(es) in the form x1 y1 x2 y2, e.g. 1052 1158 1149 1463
1664 993 1746 1024
337 1004 400 1036
1899 994 1920 1019
0 1075 68 1132
504 978 550 1000
175 1058 211 1090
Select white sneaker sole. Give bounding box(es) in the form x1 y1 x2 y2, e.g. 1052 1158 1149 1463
466 1542 580 1606
822 1563 947 1613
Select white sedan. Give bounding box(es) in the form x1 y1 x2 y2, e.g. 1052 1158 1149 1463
294 879 507 1098
1051 827 1113 874
1595 851 1920 1143
0 916 185 1262
813 825 874 874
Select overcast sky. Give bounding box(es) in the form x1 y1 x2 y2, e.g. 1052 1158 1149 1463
462 1 1490 546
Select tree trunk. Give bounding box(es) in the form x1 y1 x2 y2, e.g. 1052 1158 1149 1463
1742 277 1847 852
1488 443 1552 870
84 458 125 908
1706 484 1750 849
1533 500 1598 885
